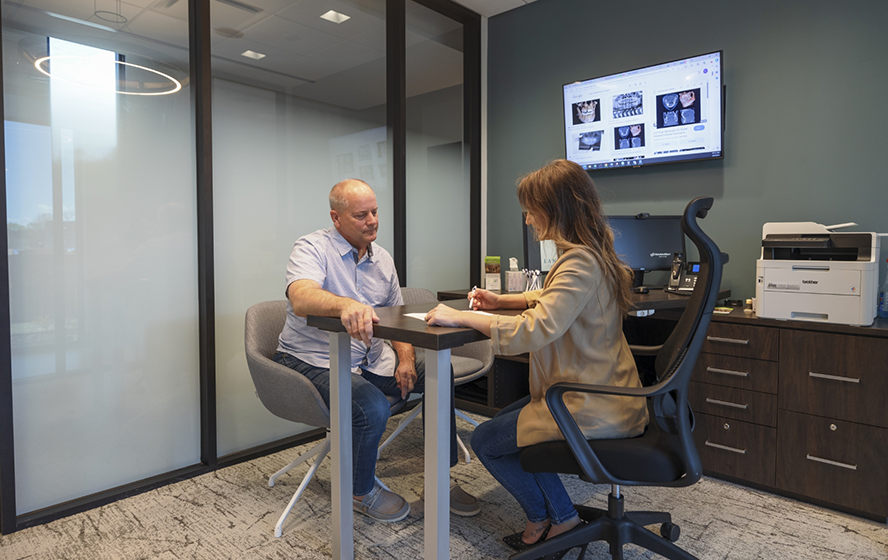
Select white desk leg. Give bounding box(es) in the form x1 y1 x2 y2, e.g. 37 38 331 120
330 332 353 560
424 348 451 560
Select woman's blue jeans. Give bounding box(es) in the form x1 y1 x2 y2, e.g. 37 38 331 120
273 350 458 497
472 395 578 525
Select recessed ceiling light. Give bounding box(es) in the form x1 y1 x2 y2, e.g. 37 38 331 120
241 50 266 60
320 10 350 24
215 27 245 39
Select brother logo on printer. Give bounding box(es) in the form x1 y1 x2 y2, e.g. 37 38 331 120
650 252 671 259
802 280 818 284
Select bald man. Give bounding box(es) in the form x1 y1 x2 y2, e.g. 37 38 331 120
273 179 479 522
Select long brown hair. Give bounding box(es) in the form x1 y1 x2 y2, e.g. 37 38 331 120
518 159 634 314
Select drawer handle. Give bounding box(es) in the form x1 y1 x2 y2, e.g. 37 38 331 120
706 336 749 345
705 440 747 454
705 398 748 410
707 366 749 377
808 372 860 384
806 454 857 471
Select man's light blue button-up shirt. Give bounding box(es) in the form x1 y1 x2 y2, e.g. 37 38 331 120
276 227 403 376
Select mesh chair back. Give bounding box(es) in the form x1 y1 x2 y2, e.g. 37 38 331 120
648 198 727 440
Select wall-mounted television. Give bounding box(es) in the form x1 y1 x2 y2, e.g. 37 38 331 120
563 51 724 171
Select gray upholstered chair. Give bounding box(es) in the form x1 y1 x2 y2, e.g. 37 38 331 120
376 287 494 463
244 300 404 537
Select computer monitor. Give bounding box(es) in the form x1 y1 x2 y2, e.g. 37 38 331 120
523 213 684 287
610 214 684 287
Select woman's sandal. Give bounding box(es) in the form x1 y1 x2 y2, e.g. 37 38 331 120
501 523 551 551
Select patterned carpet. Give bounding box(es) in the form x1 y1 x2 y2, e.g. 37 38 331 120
1 412 886 560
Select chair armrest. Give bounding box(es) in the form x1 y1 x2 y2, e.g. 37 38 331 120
628 343 662 357
542 382 650 485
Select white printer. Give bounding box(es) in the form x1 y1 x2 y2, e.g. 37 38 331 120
755 221 881 327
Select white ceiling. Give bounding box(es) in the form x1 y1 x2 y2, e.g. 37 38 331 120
2 0 534 110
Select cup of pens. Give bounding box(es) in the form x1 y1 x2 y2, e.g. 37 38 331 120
523 269 541 291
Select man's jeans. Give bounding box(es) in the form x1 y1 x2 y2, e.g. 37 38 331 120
273 350 459 497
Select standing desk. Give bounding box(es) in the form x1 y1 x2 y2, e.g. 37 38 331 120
307 299 515 560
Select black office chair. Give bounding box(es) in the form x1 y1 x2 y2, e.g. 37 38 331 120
513 197 727 560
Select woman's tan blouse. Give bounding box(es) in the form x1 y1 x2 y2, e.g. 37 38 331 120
488 248 649 447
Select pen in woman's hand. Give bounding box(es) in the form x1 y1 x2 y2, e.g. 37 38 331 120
469 285 479 310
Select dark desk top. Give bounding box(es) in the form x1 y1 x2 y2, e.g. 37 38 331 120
307 300 522 351
308 288 739 352
437 288 731 312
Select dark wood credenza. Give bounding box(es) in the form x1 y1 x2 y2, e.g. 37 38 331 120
691 310 888 522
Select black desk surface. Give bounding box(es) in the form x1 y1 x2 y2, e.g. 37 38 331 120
437 287 731 312
307 300 523 351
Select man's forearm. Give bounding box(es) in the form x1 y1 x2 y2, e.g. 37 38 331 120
288 281 352 318
391 341 415 364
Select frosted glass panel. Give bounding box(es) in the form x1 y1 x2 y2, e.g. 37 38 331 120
405 1 469 292
211 1 390 455
3 9 199 514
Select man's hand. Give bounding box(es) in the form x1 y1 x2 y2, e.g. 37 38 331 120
340 300 379 345
394 359 417 399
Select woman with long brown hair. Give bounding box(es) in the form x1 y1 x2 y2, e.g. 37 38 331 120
425 159 649 558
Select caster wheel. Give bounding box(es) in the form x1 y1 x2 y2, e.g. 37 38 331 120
660 522 680 542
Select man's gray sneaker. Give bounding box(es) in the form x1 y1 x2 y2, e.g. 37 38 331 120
353 484 410 522
449 483 481 517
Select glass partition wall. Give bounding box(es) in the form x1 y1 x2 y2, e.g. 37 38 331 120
2 1 199 516
210 0 391 455
0 0 479 531
405 0 468 292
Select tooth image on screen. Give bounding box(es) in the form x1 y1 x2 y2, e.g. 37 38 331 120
613 91 643 119
681 108 696 124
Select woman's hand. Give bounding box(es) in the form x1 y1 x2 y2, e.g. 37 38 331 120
468 288 499 310
424 304 465 327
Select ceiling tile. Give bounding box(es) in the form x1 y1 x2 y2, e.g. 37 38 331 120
241 15 342 56
308 39 383 68
275 0 384 40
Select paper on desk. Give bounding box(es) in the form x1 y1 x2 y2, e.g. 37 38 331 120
404 310 492 322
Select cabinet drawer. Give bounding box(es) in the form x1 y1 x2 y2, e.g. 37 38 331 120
702 322 779 361
776 410 888 518
778 330 888 428
694 413 776 487
690 382 777 427
693 354 778 394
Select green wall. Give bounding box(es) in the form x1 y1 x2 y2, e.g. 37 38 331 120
486 0 888 300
